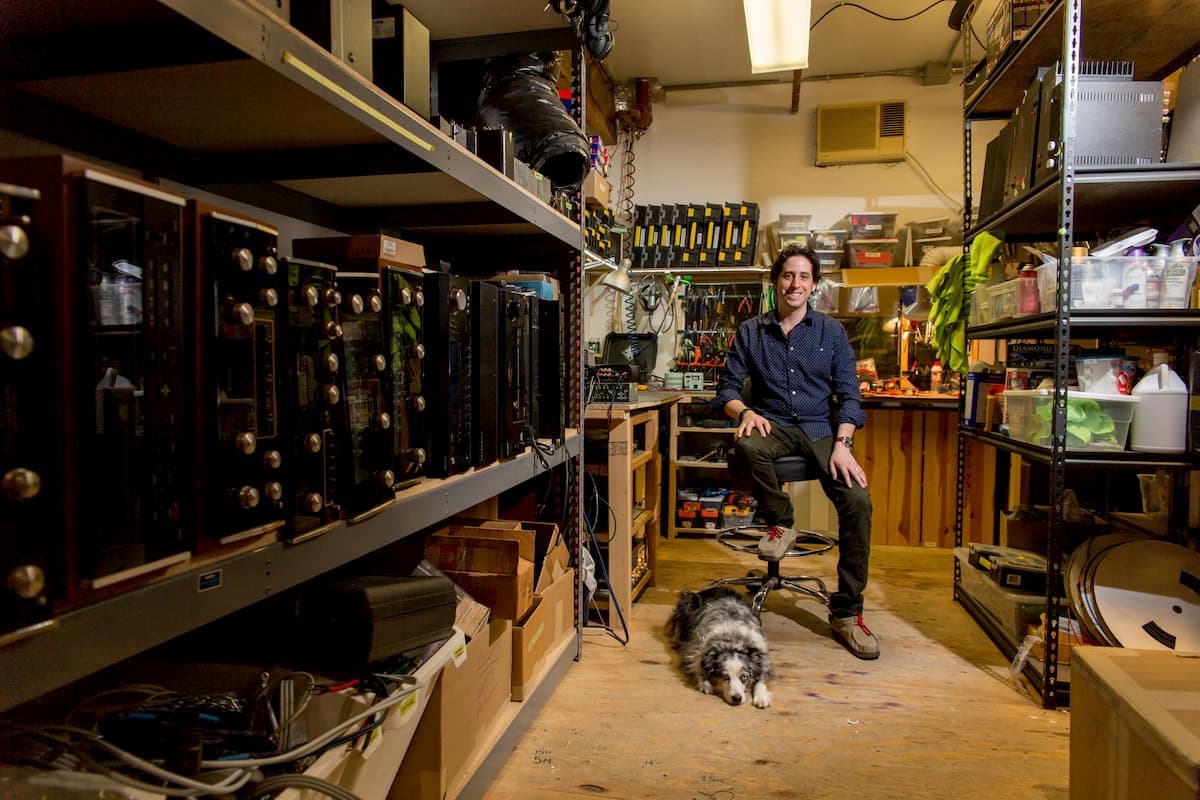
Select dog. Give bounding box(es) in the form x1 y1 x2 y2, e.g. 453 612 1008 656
665 586 775 708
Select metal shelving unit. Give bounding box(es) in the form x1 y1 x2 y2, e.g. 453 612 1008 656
955 0 1200 708
0 0 589 714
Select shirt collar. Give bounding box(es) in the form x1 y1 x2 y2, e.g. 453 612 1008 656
758 309 819 330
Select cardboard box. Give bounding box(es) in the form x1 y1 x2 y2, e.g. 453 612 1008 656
391 620 513 800
425 526 534 620
511 566 575 701
583 170 610 209
1070 648 1200 800
292 234 426 269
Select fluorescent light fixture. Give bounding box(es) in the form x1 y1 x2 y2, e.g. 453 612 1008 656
744 0 812 73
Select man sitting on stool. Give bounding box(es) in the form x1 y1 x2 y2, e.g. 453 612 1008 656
714 243 878 660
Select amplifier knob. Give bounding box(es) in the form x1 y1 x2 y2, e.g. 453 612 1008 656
411 395 426 412
263 450 282 469
412 448 427 466
1 326 34 360
372 354 387 372
232 247 253 272
0 223 30 260
400 288 412 305
235 432 257 455
413 343 426 360
367 292 383 313
324 353 339 373
375 411 392 430
345 294 364 314
324 288 341 307
414 290 424 307
324 321 343 339
259 255 278 275
6 565 44 600
304 433 323 453
260 288 279 308
237 485 260 509
450 288 467 311
1045 157 1057 170
2 468 41 501
380 470 396 489
263 481 283 501
323 384 340 405
304 492 323 513
230 302 254 326
303 285 320 307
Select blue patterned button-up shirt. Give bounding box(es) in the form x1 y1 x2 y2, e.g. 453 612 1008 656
714 310 866 441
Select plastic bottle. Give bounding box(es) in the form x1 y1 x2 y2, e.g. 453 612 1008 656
1017 267 1039 314
1130 361 1188 453
930 360 943 392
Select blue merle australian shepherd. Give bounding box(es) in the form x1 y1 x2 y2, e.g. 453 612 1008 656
666 586 774 708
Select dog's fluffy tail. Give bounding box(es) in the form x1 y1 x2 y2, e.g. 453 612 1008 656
665 589 703 647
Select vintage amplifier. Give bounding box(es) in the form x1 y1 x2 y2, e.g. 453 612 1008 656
530 296 564 443
0 179 53 638
422 272 472 477
498 287 533 458
471 280 502 468
187 202 287 550
587 364 638 404
280 258 348 540
380 265 428 486
333 271 397 517
0 156 191 602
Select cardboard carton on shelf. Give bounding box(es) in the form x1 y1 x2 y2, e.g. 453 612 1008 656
583 169 611 209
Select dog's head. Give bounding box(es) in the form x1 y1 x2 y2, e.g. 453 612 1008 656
700 645 766 706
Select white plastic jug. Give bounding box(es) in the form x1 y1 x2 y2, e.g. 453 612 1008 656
1130 362 1189 453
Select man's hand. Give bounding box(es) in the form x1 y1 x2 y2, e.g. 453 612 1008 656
736 409 771 439
829 443 868 487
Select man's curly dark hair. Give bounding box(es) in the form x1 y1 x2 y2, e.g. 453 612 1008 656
770 243 821 284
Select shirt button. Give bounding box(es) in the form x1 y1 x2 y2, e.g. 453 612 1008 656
791 390 796 395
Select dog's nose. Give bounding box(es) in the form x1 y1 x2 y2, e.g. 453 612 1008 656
731 694 743 704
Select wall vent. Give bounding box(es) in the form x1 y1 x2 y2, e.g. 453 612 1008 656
816 100 907 166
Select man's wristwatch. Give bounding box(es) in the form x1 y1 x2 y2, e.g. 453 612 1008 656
738 407 753 422
836 435 854 449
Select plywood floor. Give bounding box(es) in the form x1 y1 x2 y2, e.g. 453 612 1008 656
461 537 1071 800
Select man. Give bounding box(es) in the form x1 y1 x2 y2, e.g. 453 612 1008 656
714 243 878 660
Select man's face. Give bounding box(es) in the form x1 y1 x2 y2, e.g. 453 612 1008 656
776 254 816 313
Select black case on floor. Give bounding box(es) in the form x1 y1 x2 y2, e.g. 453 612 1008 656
298 575 456 671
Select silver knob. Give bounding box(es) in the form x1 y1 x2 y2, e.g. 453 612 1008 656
230 302 254 326
237 486 260 509
235 432 257 455
303 286 320 307
367 293 382 313
345 294 364 314
323 288 341 307
323 384 340 405
232 247 253 272
413 343 426 360
324 321 342 339
2 468 41 501
304 433 322 453
375 411 392 430
263 481 283 501
324 353 339 373
304 492 323 513
260 288 278 308
413 448 427 465
400 288 412 305
414 290 424 308
259 255 278 275
6 565 44 600
372 354 387 372
380 470 396 489
451 288 467 311
0 223 30 260
1 326 34 360
412 395 426 412
263 450 282 469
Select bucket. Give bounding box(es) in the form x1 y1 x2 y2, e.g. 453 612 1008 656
1130 363 1188 453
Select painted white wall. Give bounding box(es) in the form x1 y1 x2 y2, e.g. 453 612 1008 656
585 76 995 378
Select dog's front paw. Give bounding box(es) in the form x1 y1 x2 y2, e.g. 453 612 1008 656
753 683 772 709
699 680 714 695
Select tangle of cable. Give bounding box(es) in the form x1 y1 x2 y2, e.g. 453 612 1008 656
811 0 951 29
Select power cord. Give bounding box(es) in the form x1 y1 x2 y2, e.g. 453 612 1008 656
811 0 951 29
581 467 630 644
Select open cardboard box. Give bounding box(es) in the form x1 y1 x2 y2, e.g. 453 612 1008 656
424 524 536 620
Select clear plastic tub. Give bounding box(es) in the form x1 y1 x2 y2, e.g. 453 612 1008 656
971 284 993 325
812 229 849 250
989 279 1019 320
846 238 900 267
909 217 952 238
814 249 843 273
847 212 898 239
778 213 812 233
1002 388 1139 451
955 548 1049 640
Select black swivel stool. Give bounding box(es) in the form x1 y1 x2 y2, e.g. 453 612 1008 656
711 453 836 616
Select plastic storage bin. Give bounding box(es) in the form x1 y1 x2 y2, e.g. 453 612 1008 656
812 229 849 250
847 212 898 239
778 213 812 233
913 236 956 263
955 548 1050 641
1002 388 1139 451
989 279 1019 321
970 283 993 325
846 239 900 267
908 217 952 238
814 249 844 272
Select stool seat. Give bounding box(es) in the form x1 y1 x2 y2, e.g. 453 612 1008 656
772 455 812 484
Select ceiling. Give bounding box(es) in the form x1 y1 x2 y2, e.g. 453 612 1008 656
401 0 1003 89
